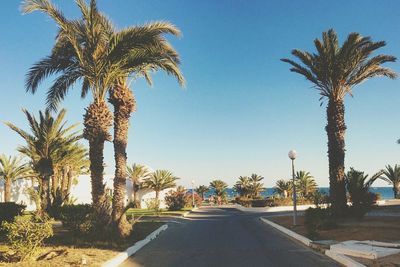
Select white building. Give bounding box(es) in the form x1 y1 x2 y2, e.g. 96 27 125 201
0 175 172 210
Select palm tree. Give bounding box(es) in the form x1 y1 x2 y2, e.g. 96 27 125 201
6 109 80 213
142 170 179 200
274 179 292 198
195 185 209 200
345 168 381 215
23 1 185 235
380 165 400 199
22 0 115 208
295 171 317 198
249 173 264 198
126 164 151 207
0 155 30 202
233 176 251 198
281 29 397 216
209 180 228 198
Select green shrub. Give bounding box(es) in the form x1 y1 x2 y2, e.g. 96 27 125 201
308 191 329 207
250 199 269 207
235 197 252 207
165 191 186 211
59 204 93 234
146 198 161 214
0 202 26 224
1 215 53 261
304 207 336 239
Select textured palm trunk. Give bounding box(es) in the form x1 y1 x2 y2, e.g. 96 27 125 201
40 175 51 212
155 190 160 200
109 84 135 238
326 98 347 217
4 178 11 202
83 101 113 208
394 182 400 199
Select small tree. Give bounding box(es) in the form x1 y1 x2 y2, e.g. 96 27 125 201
274 179 292 198
209 180 228 204
195 185 209 200
380 165 400 199
345 168 381 217
142 170 179 200
127 164 151 207
0 155 30 202
296 171 317 199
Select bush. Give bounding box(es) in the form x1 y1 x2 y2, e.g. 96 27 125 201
304 207 336 239
59 204 93 234
235 197 252 207
0 202 26 224
250 199 269 207
308 191 329 207
184 192 202 208
349 192 379 218
165 191 186 211
146 198 161 214
2 215 53 261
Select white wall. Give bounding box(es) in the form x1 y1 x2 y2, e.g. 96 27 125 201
0 179 37 211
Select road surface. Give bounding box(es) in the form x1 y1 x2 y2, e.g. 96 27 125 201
120 207 339 267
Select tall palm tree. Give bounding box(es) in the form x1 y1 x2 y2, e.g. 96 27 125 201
380 164 400 199
233 176 251 198
195 185 209 200
274 179 292 198
6 109 80 212
126 164 151 207
209 180 228 197
281 29 397 216
22 0 115 208
0 155 30 202
249 173 264 198
295 171 317 198
142 170 178 200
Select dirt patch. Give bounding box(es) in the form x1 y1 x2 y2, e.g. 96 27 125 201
268 216 400 242
351 253 400 267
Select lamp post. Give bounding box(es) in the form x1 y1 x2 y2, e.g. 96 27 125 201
288 149 297 226
191 180 195 207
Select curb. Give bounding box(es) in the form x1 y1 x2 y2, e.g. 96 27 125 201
183 207 198 217
259 217 366 267
259 217 311 246
325 250 366 267
102 224 168 267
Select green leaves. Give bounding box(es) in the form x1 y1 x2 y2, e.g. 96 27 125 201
281 29 397 101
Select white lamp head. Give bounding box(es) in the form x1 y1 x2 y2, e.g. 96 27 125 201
288 150 297 160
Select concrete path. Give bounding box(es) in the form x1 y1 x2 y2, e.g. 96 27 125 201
120 207 339 267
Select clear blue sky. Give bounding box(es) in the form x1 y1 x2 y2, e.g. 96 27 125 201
1 0 400 188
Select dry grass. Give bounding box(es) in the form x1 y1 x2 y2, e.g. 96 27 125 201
269 216 400 242
0 221 165 267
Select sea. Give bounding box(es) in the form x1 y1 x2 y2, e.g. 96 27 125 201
203 187 395 200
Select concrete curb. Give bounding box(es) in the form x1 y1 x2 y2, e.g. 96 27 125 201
183 207 199 217
101 224 168 267
259 217 367 267
259 217 312 246
325 250 366 267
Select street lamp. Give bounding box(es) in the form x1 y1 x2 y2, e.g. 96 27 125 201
288 150 297 226
191 180 195 208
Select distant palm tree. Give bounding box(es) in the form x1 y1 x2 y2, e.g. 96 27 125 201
295 171 317 198
0 155 30 202
274 179 292 198
345 168 381 211
142 170 178 200
233 176 251 198
282 29 397 216
209 180 228 198
126 164 151 207
195 185 209 200
380 165 400 199
6 109 80 212
249 173 264 198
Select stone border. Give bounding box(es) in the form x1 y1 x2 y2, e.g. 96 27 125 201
259 217 366 267
102 224 168 267
259 217 311 246
182 207 198 217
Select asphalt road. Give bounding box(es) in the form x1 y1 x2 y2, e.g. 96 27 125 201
120 207 340 267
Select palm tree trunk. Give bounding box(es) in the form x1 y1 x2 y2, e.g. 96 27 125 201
326 98 347 217
155 190 159 200
40 175 51 212
109 84 135 238
83 101 113 208
394 182 400 199
4 178 11 202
